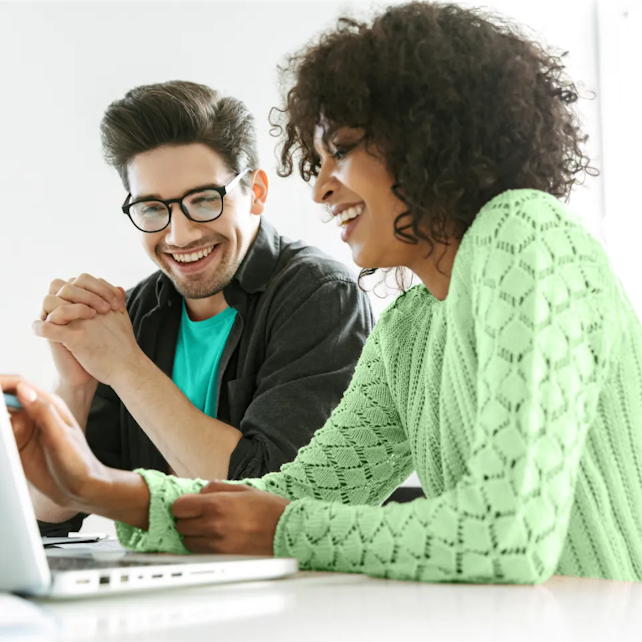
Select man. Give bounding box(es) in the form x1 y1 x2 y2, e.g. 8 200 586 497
34 81 374 535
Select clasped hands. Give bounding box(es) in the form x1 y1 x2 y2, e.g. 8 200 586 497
12 272 290 555
33 274 138 388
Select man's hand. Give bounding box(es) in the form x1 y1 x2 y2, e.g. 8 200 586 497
38 275 127 389
172 482 290 556
34 280 140 388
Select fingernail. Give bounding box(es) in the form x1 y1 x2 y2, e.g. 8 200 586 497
18 383 37 405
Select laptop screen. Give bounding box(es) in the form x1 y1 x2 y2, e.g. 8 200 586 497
0 392 51 594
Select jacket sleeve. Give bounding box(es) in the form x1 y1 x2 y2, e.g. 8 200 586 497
227 277 374 479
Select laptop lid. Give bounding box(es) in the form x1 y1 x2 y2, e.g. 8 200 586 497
0 392 51 595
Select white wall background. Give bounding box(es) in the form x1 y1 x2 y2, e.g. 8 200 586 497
0 0 625 533
0 0 607 390
598 4 642 315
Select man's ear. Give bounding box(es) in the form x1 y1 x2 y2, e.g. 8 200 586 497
249 169 269 216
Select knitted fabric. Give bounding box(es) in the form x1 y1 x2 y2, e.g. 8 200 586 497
117 189 642 583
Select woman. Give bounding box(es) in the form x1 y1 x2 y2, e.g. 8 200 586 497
4 1 642 583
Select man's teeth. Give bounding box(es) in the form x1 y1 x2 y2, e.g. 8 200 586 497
336 204 365 227
171 245 215 263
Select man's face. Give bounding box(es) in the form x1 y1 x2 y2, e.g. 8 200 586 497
127 143 264 300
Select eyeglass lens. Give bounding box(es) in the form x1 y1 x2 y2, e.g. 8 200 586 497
129 189 223 232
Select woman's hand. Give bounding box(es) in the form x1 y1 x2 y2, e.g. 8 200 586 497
1 375 149 529
1 375 113 511
172 482 290 555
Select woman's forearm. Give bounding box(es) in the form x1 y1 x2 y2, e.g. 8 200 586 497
82 469 151 531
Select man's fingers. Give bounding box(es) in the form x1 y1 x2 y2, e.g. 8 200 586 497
47 275 126 313
47 286 111 315
171 493 213 519
98 279 126 312
45 304 97 326
72 274 123 311
48 278 68 296
33 316 78 342
115 286 127 313
200 481 251 494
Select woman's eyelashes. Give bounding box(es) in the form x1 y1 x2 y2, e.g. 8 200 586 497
329 137 363 161
330 145 352 161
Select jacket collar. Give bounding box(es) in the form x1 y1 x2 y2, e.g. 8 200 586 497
154 217 281 307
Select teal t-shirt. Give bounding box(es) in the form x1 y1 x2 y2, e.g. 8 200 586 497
172 302 237 418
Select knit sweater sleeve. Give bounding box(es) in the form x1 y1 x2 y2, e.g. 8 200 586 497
114 325 413 553
243 322 414 504
116 470 207 554
268 191 617 583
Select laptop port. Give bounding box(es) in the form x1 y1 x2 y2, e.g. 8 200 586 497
152 574 163 579
120 575 129 583
171 572 182 578
99 576 110 585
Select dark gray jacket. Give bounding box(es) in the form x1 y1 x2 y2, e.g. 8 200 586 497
41 218 374 535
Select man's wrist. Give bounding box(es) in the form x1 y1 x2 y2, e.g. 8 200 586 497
109 349 153 394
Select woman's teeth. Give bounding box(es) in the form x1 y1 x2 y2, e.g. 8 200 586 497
336 204 365 227
171 245 215 263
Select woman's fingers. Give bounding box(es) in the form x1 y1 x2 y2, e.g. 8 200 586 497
174 515 219 537
181 536 218 554
16 382 73 436
171 493 214 519
0 374 23 394
6 410 35 452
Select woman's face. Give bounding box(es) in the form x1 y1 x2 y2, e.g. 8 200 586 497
312 126 418 269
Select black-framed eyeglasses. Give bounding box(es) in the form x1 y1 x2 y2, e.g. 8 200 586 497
121 168 252 233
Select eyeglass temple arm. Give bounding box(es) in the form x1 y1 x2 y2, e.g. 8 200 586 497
224 168 253 194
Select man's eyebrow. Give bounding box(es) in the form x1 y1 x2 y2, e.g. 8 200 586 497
130 183 222 202
130 191 162 202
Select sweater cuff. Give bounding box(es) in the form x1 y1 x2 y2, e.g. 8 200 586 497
116 469 207 554
272 498 331 569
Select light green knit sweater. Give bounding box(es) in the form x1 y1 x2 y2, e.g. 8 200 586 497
117 189 642 583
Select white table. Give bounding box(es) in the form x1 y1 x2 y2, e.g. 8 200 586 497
29 573 642 642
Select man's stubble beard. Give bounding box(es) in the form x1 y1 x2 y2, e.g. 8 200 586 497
162 243 241 300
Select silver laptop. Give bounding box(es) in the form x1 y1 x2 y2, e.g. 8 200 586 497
0 392 298 598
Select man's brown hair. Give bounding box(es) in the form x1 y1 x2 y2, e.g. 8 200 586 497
101 80 258 191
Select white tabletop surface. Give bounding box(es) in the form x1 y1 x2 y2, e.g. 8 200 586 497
18 572 641 642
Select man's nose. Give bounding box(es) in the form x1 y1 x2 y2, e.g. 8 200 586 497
163 203 202 247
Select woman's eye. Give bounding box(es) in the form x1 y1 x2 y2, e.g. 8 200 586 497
331 146 351 161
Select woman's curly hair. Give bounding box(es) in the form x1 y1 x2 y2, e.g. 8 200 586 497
270 1 596 283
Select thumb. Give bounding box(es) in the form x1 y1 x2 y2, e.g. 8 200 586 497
200 481 252 494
